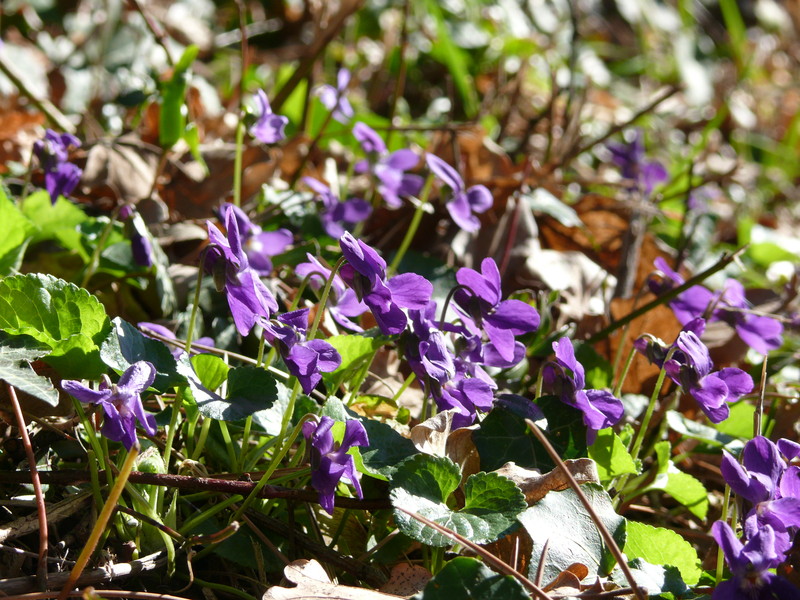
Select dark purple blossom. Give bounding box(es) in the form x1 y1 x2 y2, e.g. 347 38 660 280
262 308 341 394
721 436 800 557
204 205 279 336
138 322 215 359
353 122 423 209
338 232 432 335
250 90 288 144
426 154 493 232
650 258 783 355
302 177 372 239
453 257 540 363
219 203 292 275
33 129 82 205
302 416 369 514
119 204 154 268
542 338 624 444
433 373 496 429
711 520 800 600
405 301 456 385
607 129 668 195
295 253 368 332
62 361 157 451
317 68 354 124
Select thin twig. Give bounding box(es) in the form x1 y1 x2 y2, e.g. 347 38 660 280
525 420 646 600
585 247 746 344
127 0 175 66
395 507 551 600
6 384 49 588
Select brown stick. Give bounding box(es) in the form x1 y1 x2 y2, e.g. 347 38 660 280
525 420 646 600
6 383 49 588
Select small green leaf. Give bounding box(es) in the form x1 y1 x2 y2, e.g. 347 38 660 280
666 410 743 453
0 192 35 275
100 318 184 392
159 45 199 149
624 521 701 585
646 441 709 519
190 354 230 391
391 455 525 546
714 401 756 440
413 557 528 600
520 484 626 582
21 192 88 246
589 429 638 481
0 274 110 379
324 334 383 383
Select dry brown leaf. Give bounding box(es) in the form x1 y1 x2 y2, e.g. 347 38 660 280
263 559 405 600
543 562 589 592
410 411 480 480
494 460 599 505
81 136 161 204
377 564 431 597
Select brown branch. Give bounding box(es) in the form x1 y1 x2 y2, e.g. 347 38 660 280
0 470 391 511
6 383 49 588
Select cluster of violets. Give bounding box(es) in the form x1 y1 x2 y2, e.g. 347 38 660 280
33 129 83 205
713 436 800 599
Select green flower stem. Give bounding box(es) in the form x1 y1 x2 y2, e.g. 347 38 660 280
613 346 638 398
180 495 241 536
124 482 176 574
716 484 732 585
218 419 239 470
308 256 347 341
229 415 315 525
80 206 122 289
388 173 435 276
86 449 104 513
191 416 213 462
232 118 245 207
613 348 676 507
58 445 139 600
238 416 253 473
73 398 112 488
156 387 184 515
391 372 417 405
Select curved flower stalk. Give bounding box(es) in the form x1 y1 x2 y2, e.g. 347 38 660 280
295 253 367 331
33 129 82 204
634 318 753 423
316 68 354 124
204 205 279 336
62 361 157 451
218 203 293 276
250 90 289 144
338 232 432 335
650 258 783 355
138 322 215 359
262 308 342 394
302 416 369 514
542 338 624 444
302 177 372 239
352 122 423 208
426 154 493 232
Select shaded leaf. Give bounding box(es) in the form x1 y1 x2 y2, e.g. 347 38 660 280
413 557 528 600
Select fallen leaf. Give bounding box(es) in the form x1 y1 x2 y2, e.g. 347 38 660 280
263 559 406 599
378 563 431 597
494 460 600 505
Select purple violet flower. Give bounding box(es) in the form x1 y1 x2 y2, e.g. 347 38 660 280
426 154 493 232
453 257 540 363
294 253 368 332
338 232 433 335
650 258 783 355
711 520 800 600
606 129 668 195
138 322 215 359
353 122 423 209
542 338 624 444
635 319 754 423
119 204 154 268
262 308 341 394
316 68 354 124
219 203 293 276
62 361 157 451
721 436 800 557
250 90 289 144
204 205 279 336
33 129 82 205
302 416 369 514
302 177 372 239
